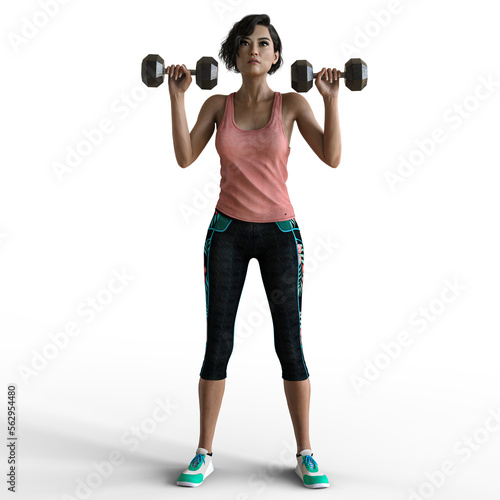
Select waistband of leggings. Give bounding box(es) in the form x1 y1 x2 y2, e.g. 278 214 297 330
215 208 296 225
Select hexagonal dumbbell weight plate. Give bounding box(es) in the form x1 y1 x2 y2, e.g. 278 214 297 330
291 58 368 92
141 54 218 89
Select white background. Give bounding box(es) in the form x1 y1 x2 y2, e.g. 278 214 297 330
1 0 500 499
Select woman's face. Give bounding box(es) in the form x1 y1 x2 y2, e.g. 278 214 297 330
235 24 278 75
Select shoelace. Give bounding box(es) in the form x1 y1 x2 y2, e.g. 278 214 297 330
191 453 205 467
303 454 318 470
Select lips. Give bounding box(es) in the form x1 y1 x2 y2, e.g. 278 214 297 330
248 60 259 64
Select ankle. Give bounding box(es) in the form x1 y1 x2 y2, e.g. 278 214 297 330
296 447 312 455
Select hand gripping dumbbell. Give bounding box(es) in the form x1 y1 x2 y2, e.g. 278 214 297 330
291 58 368 92
141 54 218 90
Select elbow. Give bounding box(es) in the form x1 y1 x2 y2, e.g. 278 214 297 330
180 152 195 168
332 153 341 168
328 157 341 168
177 157 191 169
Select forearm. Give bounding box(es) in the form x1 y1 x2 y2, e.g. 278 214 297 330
170 92 192 167
323 95 341 167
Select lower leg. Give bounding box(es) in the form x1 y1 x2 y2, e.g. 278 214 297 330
283 378 311 454
198 377 226 453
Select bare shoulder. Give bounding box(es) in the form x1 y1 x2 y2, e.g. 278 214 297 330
208 93 230 127
209 93 228 103
203 93 226 111
281 92 310 120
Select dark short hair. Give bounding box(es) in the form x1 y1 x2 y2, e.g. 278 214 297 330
219 14 283 75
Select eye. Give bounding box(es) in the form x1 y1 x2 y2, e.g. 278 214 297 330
240 40 269 46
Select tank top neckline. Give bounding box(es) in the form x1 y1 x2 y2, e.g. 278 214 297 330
230 91 277 132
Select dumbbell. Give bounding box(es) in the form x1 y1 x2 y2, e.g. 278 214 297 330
291 58 368 92
141 54 218 90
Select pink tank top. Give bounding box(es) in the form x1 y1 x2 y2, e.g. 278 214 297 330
215 91 294 222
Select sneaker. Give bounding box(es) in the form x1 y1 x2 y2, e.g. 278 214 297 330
295 449 330 488
176 447 214 487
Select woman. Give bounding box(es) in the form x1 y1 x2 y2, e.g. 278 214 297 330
170 13 341 489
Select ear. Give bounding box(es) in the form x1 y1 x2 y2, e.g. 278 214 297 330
274 50 279 64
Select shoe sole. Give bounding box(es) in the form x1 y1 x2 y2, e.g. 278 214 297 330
295 465 330 488
177 461 214 487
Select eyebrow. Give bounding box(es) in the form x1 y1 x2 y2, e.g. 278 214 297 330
242 36 271 41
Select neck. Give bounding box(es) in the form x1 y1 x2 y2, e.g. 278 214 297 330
235 78 274 104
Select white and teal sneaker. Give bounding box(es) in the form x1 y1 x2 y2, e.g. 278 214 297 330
295 449 330 488
176 447 214 487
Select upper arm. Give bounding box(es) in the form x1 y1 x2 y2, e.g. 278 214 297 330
292 93 330 166
184 95 219 168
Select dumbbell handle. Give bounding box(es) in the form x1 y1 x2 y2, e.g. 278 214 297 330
163 67 197 76
313 71 345 79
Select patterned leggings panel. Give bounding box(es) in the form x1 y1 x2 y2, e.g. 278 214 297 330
200 208 309 381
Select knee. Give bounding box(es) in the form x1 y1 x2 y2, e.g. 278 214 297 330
276 350 309 381
200 346 232 380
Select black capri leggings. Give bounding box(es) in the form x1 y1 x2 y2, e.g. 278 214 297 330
200 208 309 381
